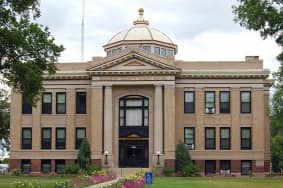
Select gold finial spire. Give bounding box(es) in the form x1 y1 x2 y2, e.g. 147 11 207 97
133 8 149 25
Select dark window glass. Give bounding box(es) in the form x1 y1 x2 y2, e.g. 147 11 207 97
220 91 230 113
42 93 52 114
241 91 251 113
76 92 86 114
21 159 31 174
22 128 32 149
220 160 231 174
205 160 216 175
41 160 51 173
22 95 32 114
184 91 195 113
166 49 174 56
143 46 151 52
205 127 215 150
119 96 148 127
241 127 252 150
160 48 166 56
76 128 86 149
41 128 52 149
55 160 65 173
56 92 66 114
154 47 160 55
205 91 215 114
184 127 195 150
241 160 252 175
56 128 66 149
220 128 230 150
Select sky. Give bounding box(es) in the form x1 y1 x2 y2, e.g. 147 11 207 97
37 0 281 74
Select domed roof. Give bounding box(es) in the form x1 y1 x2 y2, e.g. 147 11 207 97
104 8 177 48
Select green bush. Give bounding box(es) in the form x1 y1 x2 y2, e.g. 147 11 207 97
54 181 74 188
10 181 41 188
62 164 80 174
181 163 199 177
176 141 191 172
10 168 22 176
84 165 102 175
163 167 174 177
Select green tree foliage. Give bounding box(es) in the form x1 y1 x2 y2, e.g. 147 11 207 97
0 89 9 151
77 138 91 169
0 0 64 105
175 141 191 172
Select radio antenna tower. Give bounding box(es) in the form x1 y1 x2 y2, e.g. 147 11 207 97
81 0 85 62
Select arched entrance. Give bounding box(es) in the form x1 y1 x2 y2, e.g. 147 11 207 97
118 95 149 168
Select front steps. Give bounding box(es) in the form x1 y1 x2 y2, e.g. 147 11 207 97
114 168 151 177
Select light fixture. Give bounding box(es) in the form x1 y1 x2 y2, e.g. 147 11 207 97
156 151 161 165
104 150 109 165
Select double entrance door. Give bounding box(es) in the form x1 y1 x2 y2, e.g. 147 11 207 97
119 140 149 168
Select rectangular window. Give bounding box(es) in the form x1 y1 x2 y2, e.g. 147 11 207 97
22 128 32 149
205 160 216 175
241 91 251 113
76 92 86 114
241 127 252 150
220 91 230 113
41 128 52 149
220 160 231 174
205 91 215 114
184 127 195 150
166 49 174 56
21 159 31 174
42 93 52 114
22 95 32 114
142 46 151 52
41 160 51 173
220 128 230 150
241 160 252 175
56 92 66 114
205 127 216 150
154 47 160 55
56 128 66 150
184 91 195 113
55 160 65 173
160 48 166 56
76 128 86 149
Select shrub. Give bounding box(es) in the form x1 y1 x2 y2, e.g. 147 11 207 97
181 163 199 177
84 165 102 175
10 168 22 176
62 164 80 174
77 138 91 169
10 181 41 188
176 141 191 172
163 167 174 177
54 181 74 188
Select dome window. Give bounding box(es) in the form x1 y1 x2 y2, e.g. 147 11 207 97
142 46 151 52
154 47 160 55
160 48 166 56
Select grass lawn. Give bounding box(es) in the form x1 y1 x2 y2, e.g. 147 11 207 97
151 177 283 188
0 176 70 188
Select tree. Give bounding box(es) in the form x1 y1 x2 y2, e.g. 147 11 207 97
77 138 91 169
175 141 191 172
0 88 9 152
0 0 64 105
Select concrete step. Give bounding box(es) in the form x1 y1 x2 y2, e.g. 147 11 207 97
114 168 151 177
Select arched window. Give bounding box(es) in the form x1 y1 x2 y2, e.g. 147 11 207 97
119 96 149 127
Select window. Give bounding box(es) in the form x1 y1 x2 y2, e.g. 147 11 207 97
166 49 174 56
119 96 148 126
220 91 230 113
21 159 31 174
205 128 215 150
241 160 252 175
205 91 215 114
241 127 252 150
22 95 32 114
160 48 166 56
56 92 66 114
154 47 160 55
184 91 195 113
41 160 51 173
220 160 231 174
41 128 52 149
22 128 32 149
143 46 151 52
55 160 65 173
76 128 86 149
56 128 66 149
241 91 251 113
42 93 52 114
220 128 230 150
184 127 195 150
205 160 216 175
76 92 86 114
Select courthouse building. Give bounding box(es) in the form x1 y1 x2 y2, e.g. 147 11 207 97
9 9 272 175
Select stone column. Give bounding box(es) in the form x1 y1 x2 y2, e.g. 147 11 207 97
104 85 113 167
154 84 163 156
